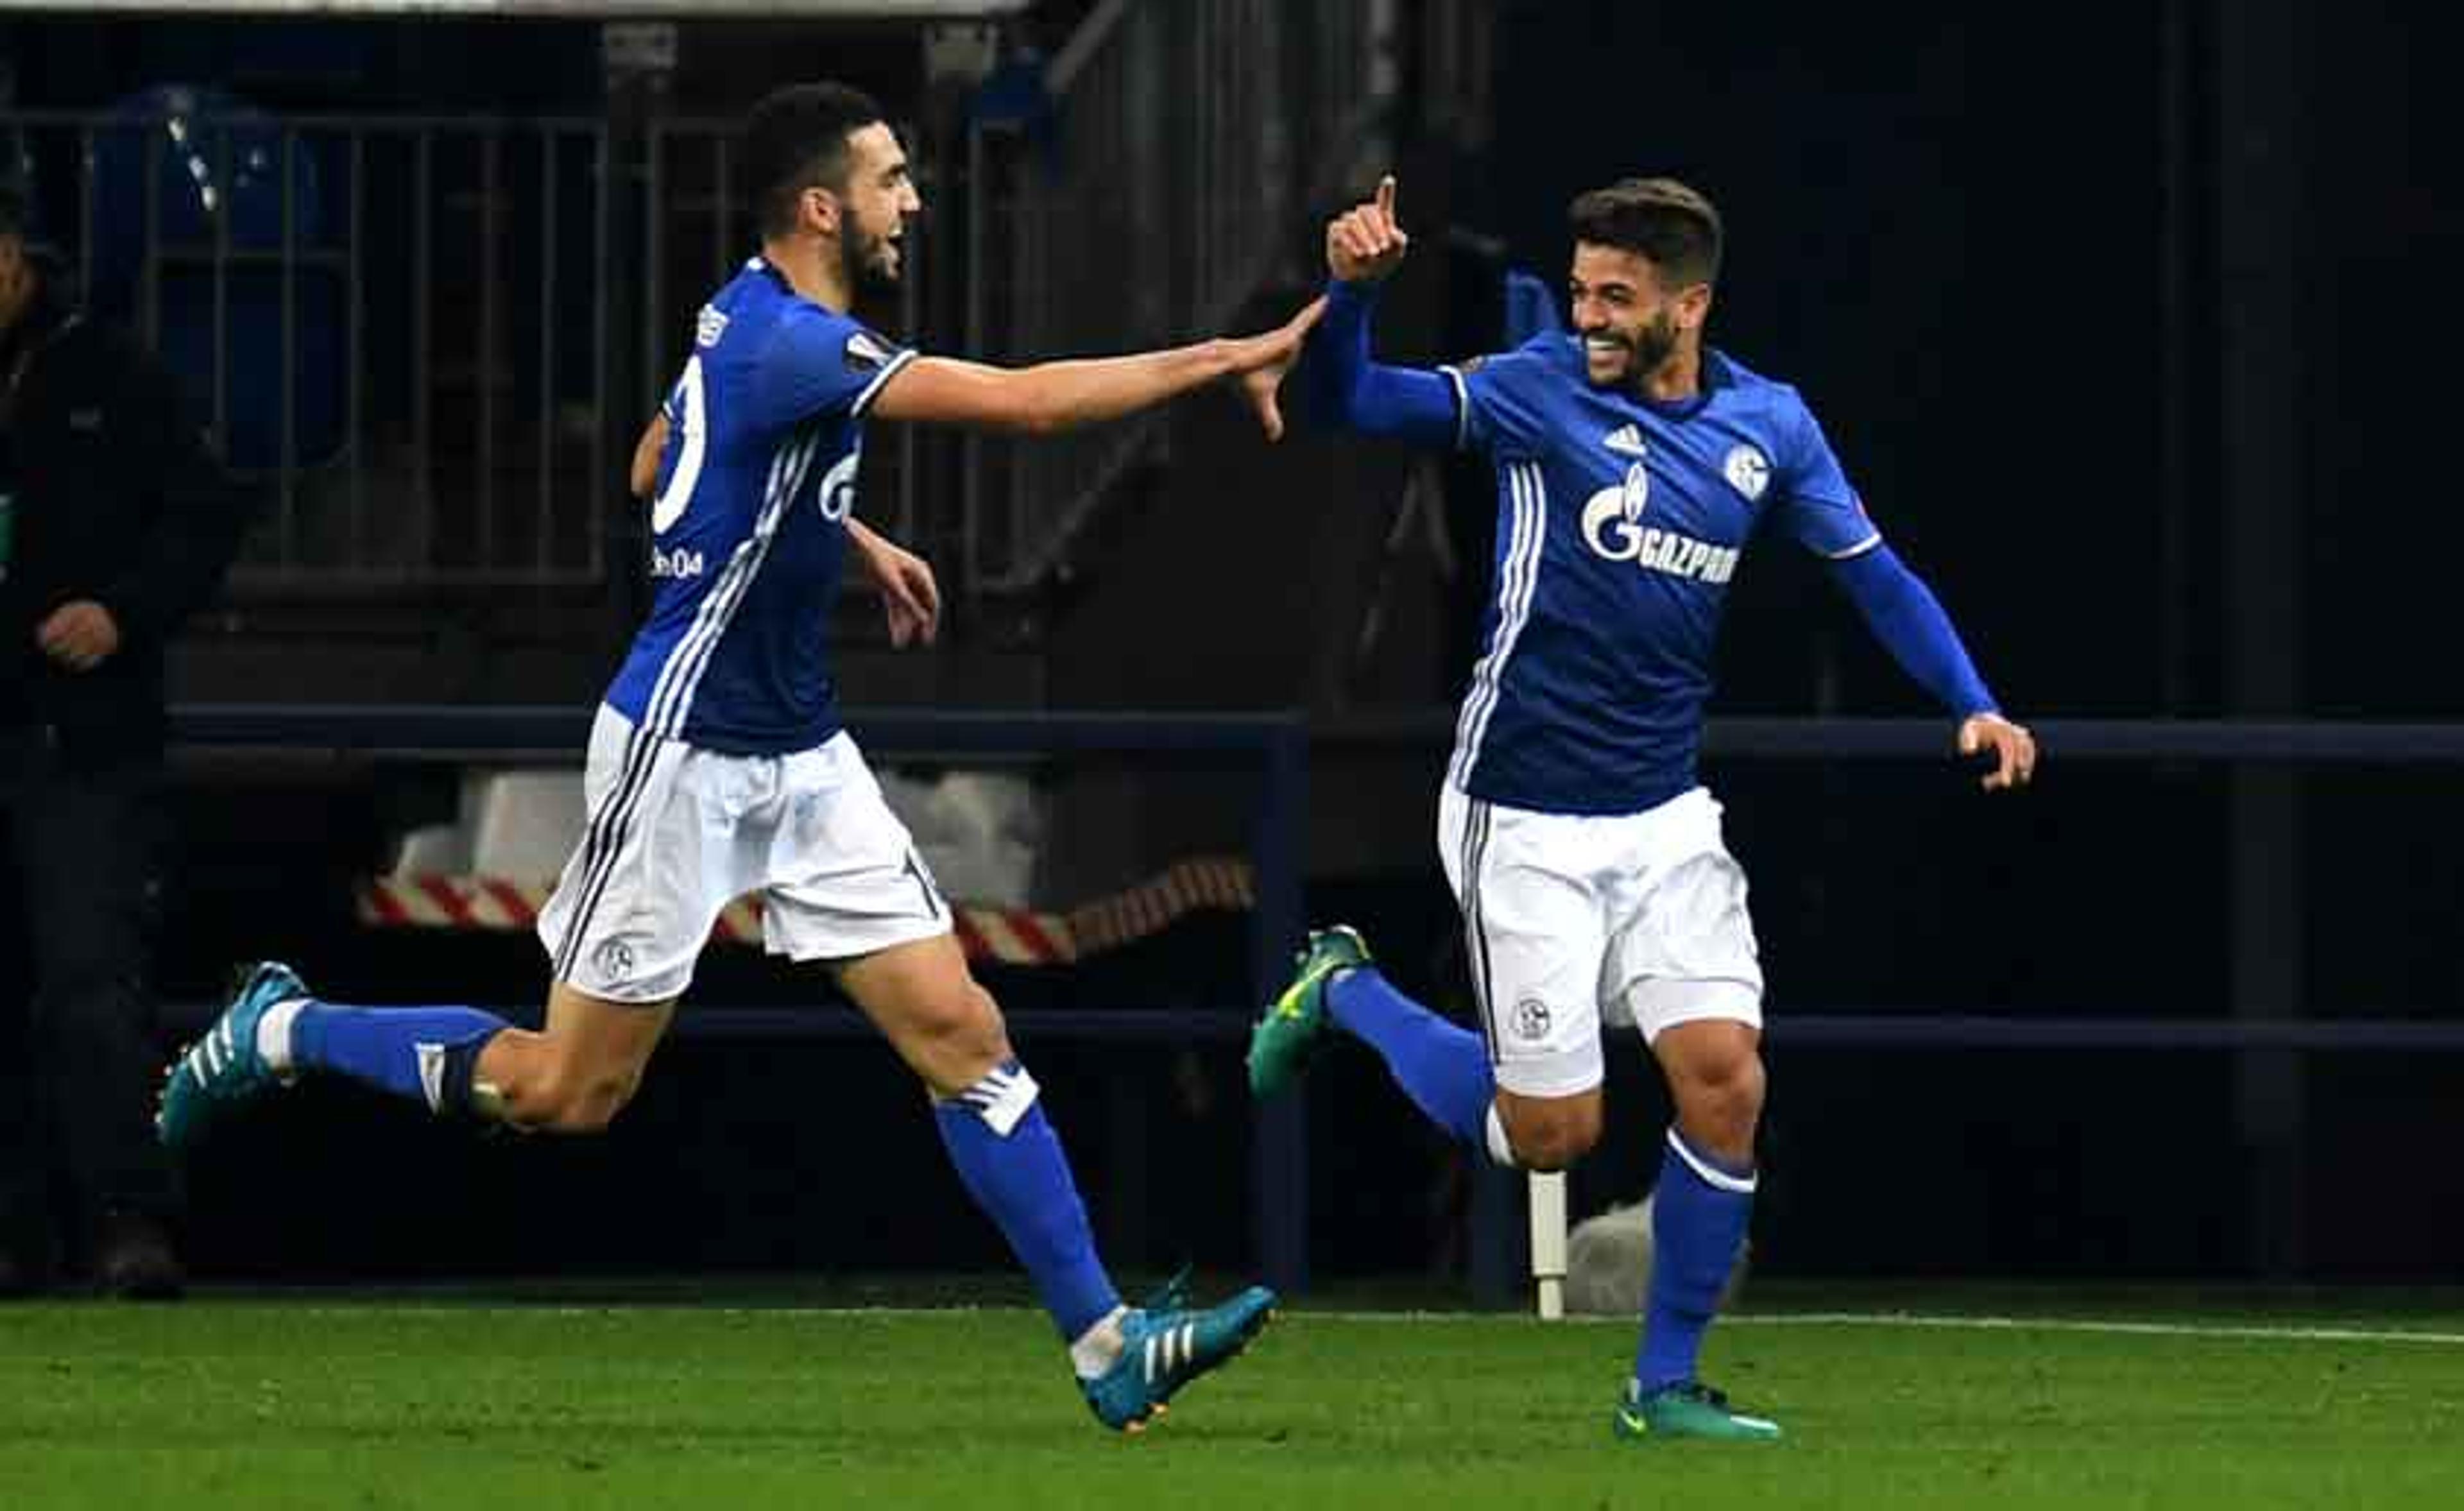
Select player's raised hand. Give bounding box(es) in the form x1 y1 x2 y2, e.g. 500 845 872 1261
1959 712 2037 792
1326 175 1409 284
1225 295 1326 441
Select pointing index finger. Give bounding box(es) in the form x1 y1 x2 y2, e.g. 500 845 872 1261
1375 175 1398 225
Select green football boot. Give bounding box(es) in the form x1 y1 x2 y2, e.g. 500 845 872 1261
1246 925 1372 1098
1081 1276 1276 1433
157 960 307 1151
1613 1380 1784 1444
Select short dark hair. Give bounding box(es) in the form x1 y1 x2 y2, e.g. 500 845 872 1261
743 82 887 237
1567 177 1722 288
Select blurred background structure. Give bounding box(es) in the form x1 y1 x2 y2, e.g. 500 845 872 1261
2 0 2460 1297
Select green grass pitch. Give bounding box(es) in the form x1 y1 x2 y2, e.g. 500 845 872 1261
4 1286 2460 1509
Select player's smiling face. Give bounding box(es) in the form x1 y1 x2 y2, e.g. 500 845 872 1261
1568 243 1706 393
835 123 921 293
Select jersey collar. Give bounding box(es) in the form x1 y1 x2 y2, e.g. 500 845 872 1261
1633 348 1730 422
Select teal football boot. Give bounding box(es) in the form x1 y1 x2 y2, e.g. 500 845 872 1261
1613 1379 1785 1444
157 961 307 1150
1082 1274 1276 1433
1246 925 1372 1099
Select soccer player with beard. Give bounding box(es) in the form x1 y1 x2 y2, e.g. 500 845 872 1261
160 83 1319 1433
1248 176 2035 1440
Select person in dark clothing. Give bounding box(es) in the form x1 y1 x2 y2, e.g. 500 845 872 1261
0 182 252 1297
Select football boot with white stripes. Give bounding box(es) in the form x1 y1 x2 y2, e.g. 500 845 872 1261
1081 1276 1276 1433
157 961 305 1150
1247 925 1372 1099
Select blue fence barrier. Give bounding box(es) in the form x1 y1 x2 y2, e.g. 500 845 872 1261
167 706 2464 1290
169 702 1315 1288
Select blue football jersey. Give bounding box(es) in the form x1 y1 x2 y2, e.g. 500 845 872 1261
1439 334 1878 815
605 258 915 755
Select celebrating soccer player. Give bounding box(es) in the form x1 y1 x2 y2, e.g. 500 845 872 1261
1248 175 2035 1441
159 81 1321 1433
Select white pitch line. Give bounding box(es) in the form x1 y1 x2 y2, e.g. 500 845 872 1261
1294 1310 2464 1344
261 1304 2464 1345
1719 1312 2464 1347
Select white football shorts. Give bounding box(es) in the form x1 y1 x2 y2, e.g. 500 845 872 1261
1437 782 1763 1098
538 704 949 1003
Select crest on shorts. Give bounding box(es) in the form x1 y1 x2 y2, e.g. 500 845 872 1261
593 938 637 984
1512 996 1553 1042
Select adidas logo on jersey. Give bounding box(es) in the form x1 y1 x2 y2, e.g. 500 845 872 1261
1604 424 1648 458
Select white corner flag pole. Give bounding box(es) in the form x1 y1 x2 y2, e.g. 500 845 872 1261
1529 1170 1568 1320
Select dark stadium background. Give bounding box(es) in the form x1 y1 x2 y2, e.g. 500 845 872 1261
3 0 2459 1292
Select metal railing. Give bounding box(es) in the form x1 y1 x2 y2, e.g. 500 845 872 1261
4 102 950 590
960 0 1396 592
3 3 1398 599
5 105 615 588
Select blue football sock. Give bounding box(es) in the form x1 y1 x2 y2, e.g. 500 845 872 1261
1636 1129 1757 1392
934 1060 1120 1343
1326 967 1494 1148
291 1001 510 1117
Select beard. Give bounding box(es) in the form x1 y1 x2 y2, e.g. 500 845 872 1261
1625 309 1681 384
842 221 902 296
1583 309 1682 393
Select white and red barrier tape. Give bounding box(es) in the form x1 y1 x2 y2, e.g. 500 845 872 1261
355 856 1256 968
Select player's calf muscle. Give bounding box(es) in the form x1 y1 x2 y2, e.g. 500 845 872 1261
529 1068 642 1133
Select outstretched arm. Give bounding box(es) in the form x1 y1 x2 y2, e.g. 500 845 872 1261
1827 544 2037 790
866 299 1321 440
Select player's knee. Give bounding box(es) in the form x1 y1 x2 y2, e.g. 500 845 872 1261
1503 1099 1603 1172
908 984 1013 1093
1510 1127 1589 1173
1671 1050 1764 1146
1511 1122 1599 1173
